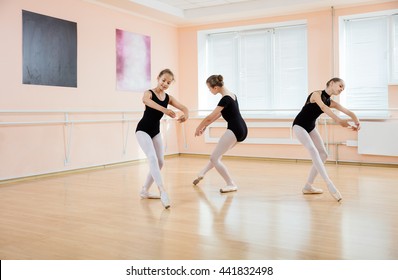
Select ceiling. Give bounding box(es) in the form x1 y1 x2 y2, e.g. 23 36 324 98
87 0 393 26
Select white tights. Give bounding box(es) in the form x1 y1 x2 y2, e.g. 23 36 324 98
136 131 165 193
197 129 238 186
293 125 335 188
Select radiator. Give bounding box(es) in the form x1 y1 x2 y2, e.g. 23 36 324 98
358 121 398 156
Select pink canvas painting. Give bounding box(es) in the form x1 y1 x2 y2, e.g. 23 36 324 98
116 29 151 92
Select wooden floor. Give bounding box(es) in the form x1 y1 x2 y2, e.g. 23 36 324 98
0 155 397 260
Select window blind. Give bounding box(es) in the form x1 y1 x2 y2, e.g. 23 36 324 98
204 24 307 115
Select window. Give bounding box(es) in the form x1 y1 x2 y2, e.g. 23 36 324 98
391 14 398 84
198 22 308 116
340 11 398 117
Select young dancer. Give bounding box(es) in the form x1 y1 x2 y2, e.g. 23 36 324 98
136 69 189 209
193 75 247 193
292 77 360 202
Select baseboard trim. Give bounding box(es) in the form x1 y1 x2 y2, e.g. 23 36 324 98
178 153 398 168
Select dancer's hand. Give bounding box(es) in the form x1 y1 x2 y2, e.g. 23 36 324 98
347 121 360 131
350 122 361 131
164 109 176 118
195 126 205 136
177 114 187 123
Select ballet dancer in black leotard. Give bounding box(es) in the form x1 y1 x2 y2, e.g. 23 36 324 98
136 69 189 209
193 75 248 193
292 77 360 202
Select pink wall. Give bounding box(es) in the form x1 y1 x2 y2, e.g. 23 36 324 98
0 0 181 180
177 1 398 165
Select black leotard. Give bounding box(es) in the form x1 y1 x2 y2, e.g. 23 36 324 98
136 90 169 138
217 95 248 142
292 90 331 133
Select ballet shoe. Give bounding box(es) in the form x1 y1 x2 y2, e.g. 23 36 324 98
193 176 203 185
327 184 342 202
140 190 160 199
302 185 323 194
160 192 171 209
220 185 238 193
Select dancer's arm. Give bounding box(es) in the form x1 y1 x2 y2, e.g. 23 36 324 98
169 95 189 123
142 90 176 118
195 107 223 136
331 100 360 130
312 91 349 128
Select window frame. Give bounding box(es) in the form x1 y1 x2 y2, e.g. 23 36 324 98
197 20 308 118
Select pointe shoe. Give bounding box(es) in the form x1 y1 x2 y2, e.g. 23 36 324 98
160 192 171 209
327 184 342 202
140 190 160 199
193 176 203 185
220 186 238 193
302 185 323 194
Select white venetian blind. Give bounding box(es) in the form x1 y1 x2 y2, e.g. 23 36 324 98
391 14 398 84
239 29 273 110
204 24 307 115
342 16 388 115
274 26 308 110
204 32 238 110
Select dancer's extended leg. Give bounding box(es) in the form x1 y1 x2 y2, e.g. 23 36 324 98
194 130 238 186
136 131 170 208
193 161 213 185
140 133 164 195
307 129 328 183
210 130 239 192
293 125 342 201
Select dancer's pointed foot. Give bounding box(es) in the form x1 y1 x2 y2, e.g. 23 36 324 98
160 192 171 209
327 184 342 202
193 176 203 185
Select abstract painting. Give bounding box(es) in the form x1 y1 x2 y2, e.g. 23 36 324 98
116 29 151 92
22 10 77 87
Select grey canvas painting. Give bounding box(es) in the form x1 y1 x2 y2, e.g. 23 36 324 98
22 10 77 87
